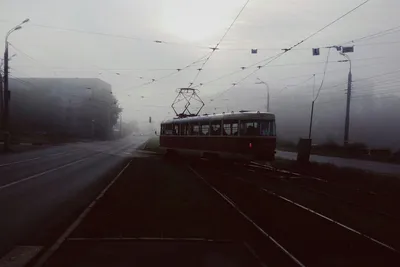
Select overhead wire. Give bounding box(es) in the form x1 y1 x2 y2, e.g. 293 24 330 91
188 0 252 87
6 18 400 53
341 24 400 45
314 48 332 101
26 22 211 50
278 74 316 94
209 52 285 100
197 54 400 89
9 75 39 89
353 68 400 83
291 0 372 50
121 52 212 92
193 53 280 88
208 0 372 101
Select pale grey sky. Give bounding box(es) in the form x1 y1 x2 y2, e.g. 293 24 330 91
1 0 400 128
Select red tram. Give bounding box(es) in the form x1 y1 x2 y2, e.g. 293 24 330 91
160 111 276 161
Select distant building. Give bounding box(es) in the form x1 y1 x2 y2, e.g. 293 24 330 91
9 78 117 139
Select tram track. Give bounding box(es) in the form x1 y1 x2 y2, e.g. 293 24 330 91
189 166 306 267
245 160 400 251
190 159 400 266
248 161 400 221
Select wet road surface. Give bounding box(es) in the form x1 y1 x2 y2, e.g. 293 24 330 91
0 136 148 257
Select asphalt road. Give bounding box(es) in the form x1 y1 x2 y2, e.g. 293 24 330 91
0 135 148 257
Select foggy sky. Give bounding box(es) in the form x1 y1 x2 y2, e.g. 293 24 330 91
1 0 400 147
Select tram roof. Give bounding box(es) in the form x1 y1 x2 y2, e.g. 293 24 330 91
162 111 275 124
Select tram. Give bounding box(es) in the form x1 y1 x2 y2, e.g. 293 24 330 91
160 111 276 161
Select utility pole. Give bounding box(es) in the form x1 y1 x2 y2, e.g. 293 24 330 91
312 45 354 145
0 71 3 120
344 67 352 146
3 37 10 151
338 51 353 146
308 74 316 139
308 100 315 139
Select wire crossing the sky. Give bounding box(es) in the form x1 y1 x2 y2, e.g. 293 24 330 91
314 48 332 102
209 0 372 101
188 0 252 87
122 52 213 92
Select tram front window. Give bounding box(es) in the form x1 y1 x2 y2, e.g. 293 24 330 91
260 121 275 136
240 120 275 136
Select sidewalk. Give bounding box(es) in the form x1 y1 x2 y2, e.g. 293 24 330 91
276 150 400 176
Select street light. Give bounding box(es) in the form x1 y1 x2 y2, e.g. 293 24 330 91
2 18 29 152
339 52 352 146
327 45 353 146
255 78 270 112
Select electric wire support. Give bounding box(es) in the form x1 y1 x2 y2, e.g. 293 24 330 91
171 88 205 118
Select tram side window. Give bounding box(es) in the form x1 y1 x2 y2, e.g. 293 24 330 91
223 122 231 135
180 124 191 135
210 121 222 136
200 123 210 136
240 121 260 136
231 121 239 136
223 121 239 136
183 123 192 135
192 123 200 135
173 124 179 135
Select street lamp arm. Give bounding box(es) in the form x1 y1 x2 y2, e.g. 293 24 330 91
340 52 352 71
5 19 29 43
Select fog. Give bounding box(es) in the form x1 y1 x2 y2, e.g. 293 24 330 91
1 0 400 149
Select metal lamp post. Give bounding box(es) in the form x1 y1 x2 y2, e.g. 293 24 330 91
2 18 29 151
311 45 354 146
338 53 352 146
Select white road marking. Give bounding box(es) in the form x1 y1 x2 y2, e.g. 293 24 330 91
0 246 42 267
189 167 306 267
0 158 88 191
0 158 41 167
32 160 133 267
